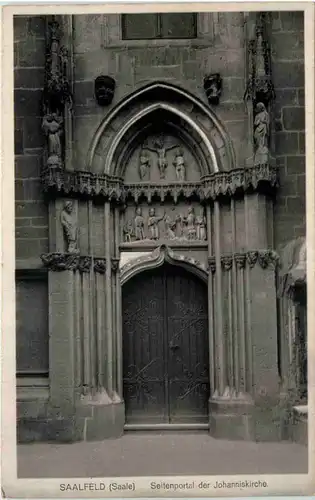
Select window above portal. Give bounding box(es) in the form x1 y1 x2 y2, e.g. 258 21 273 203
121 13 197 40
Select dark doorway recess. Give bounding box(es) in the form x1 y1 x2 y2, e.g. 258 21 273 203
122 264 209 428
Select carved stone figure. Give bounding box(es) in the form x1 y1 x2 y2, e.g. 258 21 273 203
134 207 145 240
254 102 269 166
164 214 177 240
123 219 134 242
61 201 79 254
145 135 178 179
203 74 222 105
138 149 150 181
42 112 63 167
196 213 207 240
173 148 186 182
147 208 165 240
183 207 197 240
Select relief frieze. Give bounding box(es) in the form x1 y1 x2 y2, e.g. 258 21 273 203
123 205 207 244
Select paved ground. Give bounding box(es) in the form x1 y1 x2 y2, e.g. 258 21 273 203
18 432 308 478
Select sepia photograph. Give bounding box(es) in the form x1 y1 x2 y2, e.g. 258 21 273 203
1 2 315 497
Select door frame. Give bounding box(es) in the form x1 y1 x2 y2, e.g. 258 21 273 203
120 247 210 430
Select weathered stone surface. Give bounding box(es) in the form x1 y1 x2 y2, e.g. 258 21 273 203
282 107 305 131
15 129 24 155
14 89 42 117
280 11 304 32
286 155 305 175
15 68 45 89
275 132 299 155
271 32 304 60
15 155 41 179
272 61 304 89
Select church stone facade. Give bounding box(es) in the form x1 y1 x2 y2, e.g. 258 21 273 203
15 11 307 443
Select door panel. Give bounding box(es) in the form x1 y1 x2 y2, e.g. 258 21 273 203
122 264 209 426
166 268 209 423
123 270 167 424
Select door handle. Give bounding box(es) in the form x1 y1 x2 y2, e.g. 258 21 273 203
169 341 179 350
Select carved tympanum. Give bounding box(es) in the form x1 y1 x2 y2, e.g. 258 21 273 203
60 201 79 254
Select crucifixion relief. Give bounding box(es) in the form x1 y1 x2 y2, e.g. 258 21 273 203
143 134 179 179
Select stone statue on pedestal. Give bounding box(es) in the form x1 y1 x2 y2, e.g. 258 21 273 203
254 102 270 166
61 201 79 254
42 112 64 168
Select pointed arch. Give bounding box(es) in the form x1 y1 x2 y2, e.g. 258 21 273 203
87 81 236 176
120 245 208 286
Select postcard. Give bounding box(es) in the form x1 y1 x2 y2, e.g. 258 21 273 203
1 1 314 497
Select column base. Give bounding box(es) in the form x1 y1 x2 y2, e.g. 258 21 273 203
209 394 255 441
79 391 125 441
209 393 287 442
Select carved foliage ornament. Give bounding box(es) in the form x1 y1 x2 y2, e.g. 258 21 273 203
244 13 275 106
43 20 72 114
41 164 278 203
208 250 279 273
40 253 107 273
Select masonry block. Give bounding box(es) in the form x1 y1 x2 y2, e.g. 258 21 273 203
280 11 304 32
273 61 304 89
282 107 305 131
286 155 305 175
275 132 299 154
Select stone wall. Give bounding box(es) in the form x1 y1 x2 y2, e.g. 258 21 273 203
271 11 305 247
73 13 248 173
14 16 48 266
13 12 306 257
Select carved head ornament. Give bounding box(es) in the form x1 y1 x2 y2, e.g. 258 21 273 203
203 73 222 105
94 76 116 106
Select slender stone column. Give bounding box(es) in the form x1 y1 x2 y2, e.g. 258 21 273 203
213 201 225 396
206 204 215 396
104 201 113 397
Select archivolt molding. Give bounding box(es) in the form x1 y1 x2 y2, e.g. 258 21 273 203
120 245 208 285
41 163 278 203
104 102 218 176
87 81 235 175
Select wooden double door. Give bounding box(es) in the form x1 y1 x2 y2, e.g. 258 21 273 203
122 264 209 426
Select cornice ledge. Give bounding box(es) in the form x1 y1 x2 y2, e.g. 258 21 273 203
41 164 278 202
